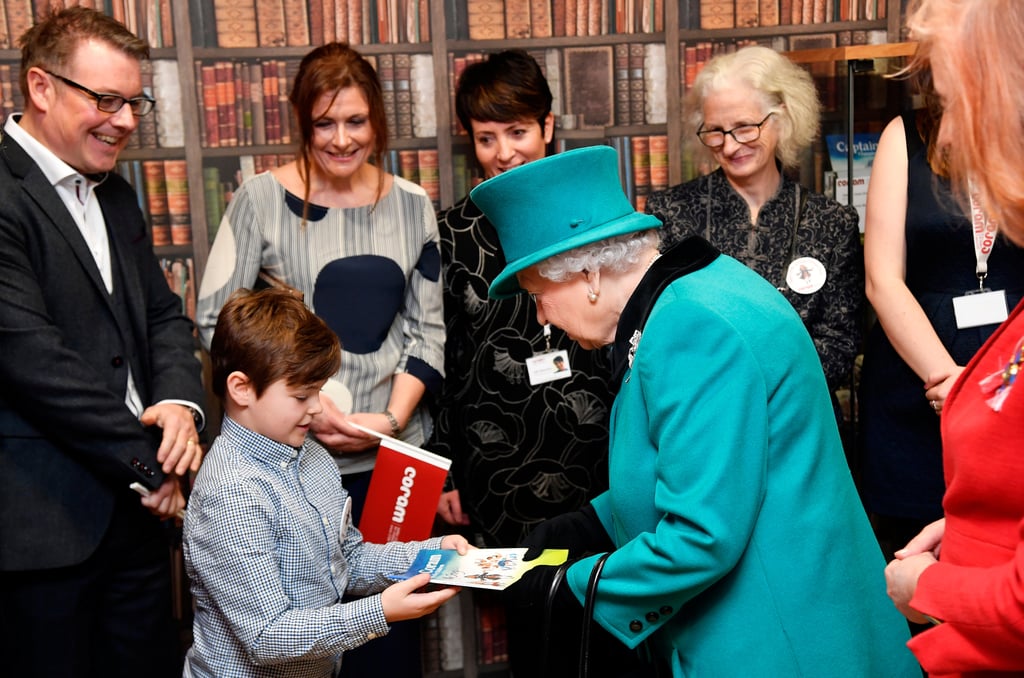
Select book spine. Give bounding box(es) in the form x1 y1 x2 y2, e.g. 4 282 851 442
152 59 184 148
0 0 10 49
255 0 287 46
283 0 310 46
393 52 413 140
201 64 221 147
700 0 735 29
164 159 192 246
552 0 567 36
467 0 505 39
349 0 364 45
529 0 552 37
628 42 645 126
630 135 651 212
736 0 759 27
214 0 259 48
417 148 439 209
6 0 33 53
410 53 436 138
378 53 397 140
648 134 668 193
505 0 531 39
759 0 780 25
142 160 171 247
263 61 280 145
613 43 630 126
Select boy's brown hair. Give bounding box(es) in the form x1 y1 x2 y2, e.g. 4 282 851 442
210 288 341 400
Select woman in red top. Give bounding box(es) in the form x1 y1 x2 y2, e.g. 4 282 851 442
884 1 1024 675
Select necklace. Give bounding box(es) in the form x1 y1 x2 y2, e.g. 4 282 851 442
645 252 661 272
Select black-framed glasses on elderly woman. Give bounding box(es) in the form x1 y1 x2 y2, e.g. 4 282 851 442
43 70 156 117
696 113 773 148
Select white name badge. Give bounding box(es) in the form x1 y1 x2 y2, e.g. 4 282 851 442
785 257 827 295
527 349 572 386
952 289 1008 329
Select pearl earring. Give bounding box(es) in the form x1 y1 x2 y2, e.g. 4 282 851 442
587 289 599 303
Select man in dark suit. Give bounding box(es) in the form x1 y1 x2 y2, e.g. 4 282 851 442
0 8 206 677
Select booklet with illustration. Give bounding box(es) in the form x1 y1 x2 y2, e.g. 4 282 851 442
391 548 570 590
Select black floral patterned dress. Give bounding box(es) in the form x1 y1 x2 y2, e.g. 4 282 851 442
646 168 863 392
427 196 615 547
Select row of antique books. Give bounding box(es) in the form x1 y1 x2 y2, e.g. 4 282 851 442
194 0 430 49
119 159 194 247
608 134 669 212
449 43 666 139
420 590 508 673
0 0 174 50
453 0 664 40
695 0 887 30
194 54 436 149
0 61 184 150
680 29 888 111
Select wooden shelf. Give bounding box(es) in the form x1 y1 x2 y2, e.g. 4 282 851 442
784 40 918 63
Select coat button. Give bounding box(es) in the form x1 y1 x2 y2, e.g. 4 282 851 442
660 606 673 615
629 620 643 632
645 611 659 622
111 356 124 367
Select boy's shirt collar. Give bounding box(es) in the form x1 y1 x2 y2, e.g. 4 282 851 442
220 415 306 467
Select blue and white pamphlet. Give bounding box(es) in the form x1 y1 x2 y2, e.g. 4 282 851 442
825 132 881 232
391 548 569 590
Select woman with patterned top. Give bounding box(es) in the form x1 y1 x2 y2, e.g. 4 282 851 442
430 50 615 549
645 45 862 401
195 43 443 677
429 49 625 678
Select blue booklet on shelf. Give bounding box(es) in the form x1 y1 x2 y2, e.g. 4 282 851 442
391 548 569 590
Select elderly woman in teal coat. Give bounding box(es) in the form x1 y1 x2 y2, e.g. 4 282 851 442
471 146 920 677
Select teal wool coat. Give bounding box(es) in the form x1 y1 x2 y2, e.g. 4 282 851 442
566 238 919 676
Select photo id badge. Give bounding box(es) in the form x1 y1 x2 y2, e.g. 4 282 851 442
953 289 1008 329
527 349 572 386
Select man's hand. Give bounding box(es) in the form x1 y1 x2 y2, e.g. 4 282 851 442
437 489 471 526
380 573 460 623
139 402 201 475
138 475 186 520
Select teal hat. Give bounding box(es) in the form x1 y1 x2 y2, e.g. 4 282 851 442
470 146 662 299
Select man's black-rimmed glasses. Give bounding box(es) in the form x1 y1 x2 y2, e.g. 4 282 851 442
43 70 155 117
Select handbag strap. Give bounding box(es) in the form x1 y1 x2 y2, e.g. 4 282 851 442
579 552 611 678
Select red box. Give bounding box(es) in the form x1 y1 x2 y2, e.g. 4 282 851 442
357 432 451 543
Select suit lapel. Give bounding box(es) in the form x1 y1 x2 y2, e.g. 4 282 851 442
2 131 118 308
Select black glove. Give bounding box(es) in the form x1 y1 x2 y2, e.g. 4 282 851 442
521 503 614 561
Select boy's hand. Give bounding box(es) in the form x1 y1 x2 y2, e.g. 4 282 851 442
381 573 460 622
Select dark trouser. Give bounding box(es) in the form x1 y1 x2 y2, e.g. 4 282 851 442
0 493 180 678
338 469 423 678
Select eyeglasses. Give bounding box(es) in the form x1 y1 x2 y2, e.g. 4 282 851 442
696 113 773 148
43 70 156 117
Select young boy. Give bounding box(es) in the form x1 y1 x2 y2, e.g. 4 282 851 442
183 288 468 677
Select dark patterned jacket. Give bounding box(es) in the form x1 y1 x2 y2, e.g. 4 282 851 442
426 196 615 547
646 169 863 391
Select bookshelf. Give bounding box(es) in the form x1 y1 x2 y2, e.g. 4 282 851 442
0 1 911 675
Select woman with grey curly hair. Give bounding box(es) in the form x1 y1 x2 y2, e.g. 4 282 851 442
647 45 863 408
